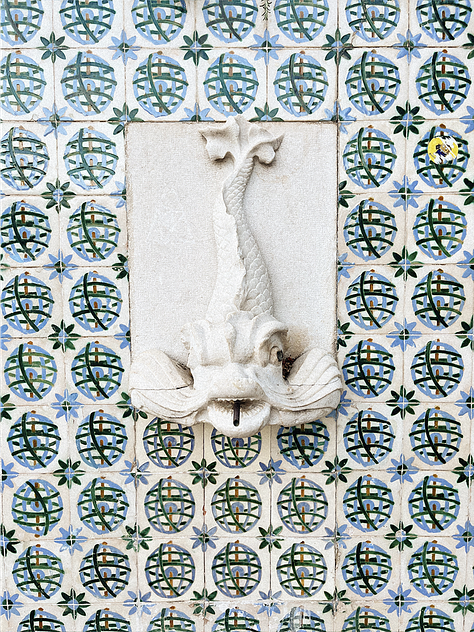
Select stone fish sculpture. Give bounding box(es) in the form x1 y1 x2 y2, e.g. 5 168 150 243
130 116 342 437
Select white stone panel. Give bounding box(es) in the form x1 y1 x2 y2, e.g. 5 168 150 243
127 122 338 364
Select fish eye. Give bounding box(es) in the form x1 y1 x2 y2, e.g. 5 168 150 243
270 346 283 365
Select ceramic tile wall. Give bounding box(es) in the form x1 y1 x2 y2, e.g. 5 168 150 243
0 1 473 631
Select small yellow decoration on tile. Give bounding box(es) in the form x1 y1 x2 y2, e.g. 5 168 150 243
428 135 458 164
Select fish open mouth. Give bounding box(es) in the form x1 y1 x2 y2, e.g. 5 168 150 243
205 399 271 436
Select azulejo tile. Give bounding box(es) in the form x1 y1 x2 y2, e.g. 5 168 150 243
266 0 337 49
196 0 266 49
196 47 267 121
338 120 407 195
70 404 136 473
338 264 406 339
340 0 409 49
408 0 474 48
0 47 56 121
125 47 198 122
338 46 409 122
336 468 402 538
266 46 336 121
54 47 126 122
1 195 61 269
51 0 125 50
336 402 404 472
403 333 472 404
58 194 128 268
0 0 54 51
404 192 473 266
56 122 125 196
1 1 472 630
124 0 195 51
402 402 472 473
0 122 59 195
338 193 406 266
405 118 471 194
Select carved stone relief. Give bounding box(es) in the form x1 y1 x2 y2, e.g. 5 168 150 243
130 117 342 437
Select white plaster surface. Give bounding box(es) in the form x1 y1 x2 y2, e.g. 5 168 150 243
127 122 338 365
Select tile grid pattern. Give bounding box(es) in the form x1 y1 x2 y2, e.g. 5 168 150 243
0 1 473 631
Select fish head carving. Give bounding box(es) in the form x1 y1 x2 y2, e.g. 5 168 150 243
181 311 289 435
130 309 342 438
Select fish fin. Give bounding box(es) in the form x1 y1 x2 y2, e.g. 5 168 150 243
267 348 342 421
130 350 205 422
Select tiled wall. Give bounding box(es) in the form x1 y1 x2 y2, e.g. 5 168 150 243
1 1 473 631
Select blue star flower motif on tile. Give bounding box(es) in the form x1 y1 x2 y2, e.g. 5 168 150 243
0 462 17 491
109 31 140 65
124 591 152 617
54 526 87 555
387 320 422 351
191 524 218 551
0 592 23 620
324 101 356 134
257 458 285 486
111 180 127 208
328 389 351 418
458 250 474 280
323 524 350 549
455 388 474 419
115 324 131 349
181 104 214 122
250 30 283 64
454 521 474 552
383 585 416 615
338 254 354 281
0 324 11 351
387 455 418 483
37 105 72 138
389 177 422 211
256 590 283 615
460 106 474 133
44 251 78 282
52 390 82 420
337 390 351 416
394 30 426 62
120 459 150 486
